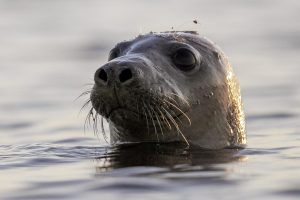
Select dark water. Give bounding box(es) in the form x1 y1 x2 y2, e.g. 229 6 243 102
1 0 300 199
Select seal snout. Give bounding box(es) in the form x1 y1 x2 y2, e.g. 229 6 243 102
94 65 134 85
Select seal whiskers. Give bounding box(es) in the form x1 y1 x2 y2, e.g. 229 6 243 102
144 102 159 142
163 99 192 126
168 92 190 107
161 106 190 146
84 108 94 133
100 116 109 143
151 105 165 139
142 100 151 136
155 106 172 130
79 99 91 114
93 109 100 138
76 90 92 101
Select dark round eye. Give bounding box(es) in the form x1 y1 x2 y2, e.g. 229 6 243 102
172 48 196 71
108 48 120 61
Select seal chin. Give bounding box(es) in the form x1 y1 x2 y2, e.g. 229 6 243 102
108 107 138 119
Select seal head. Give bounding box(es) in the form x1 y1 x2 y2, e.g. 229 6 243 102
90 31 246 149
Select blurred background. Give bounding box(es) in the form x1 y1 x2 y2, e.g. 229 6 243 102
1 0 299 144
0 0 299 199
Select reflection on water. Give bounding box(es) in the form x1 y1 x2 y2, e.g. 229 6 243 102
1 0 300 199
1 139 300 199
95 143 246 172
1 142 247 199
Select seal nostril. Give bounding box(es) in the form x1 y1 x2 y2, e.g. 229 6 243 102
98 69 108 82
119 68 133 83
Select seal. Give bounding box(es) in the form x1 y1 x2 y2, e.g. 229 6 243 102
88 31 246 149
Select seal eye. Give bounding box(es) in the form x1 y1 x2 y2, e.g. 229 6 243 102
173 48 196 71
108 48 120 61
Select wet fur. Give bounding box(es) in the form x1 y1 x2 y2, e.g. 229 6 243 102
81 31 246 149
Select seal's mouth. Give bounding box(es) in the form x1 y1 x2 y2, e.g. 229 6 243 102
107 107 139 119
106 105 189 124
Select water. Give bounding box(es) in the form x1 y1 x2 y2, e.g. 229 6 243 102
1 0 300 199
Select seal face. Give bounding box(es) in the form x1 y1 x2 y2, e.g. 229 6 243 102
90 31 246 149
